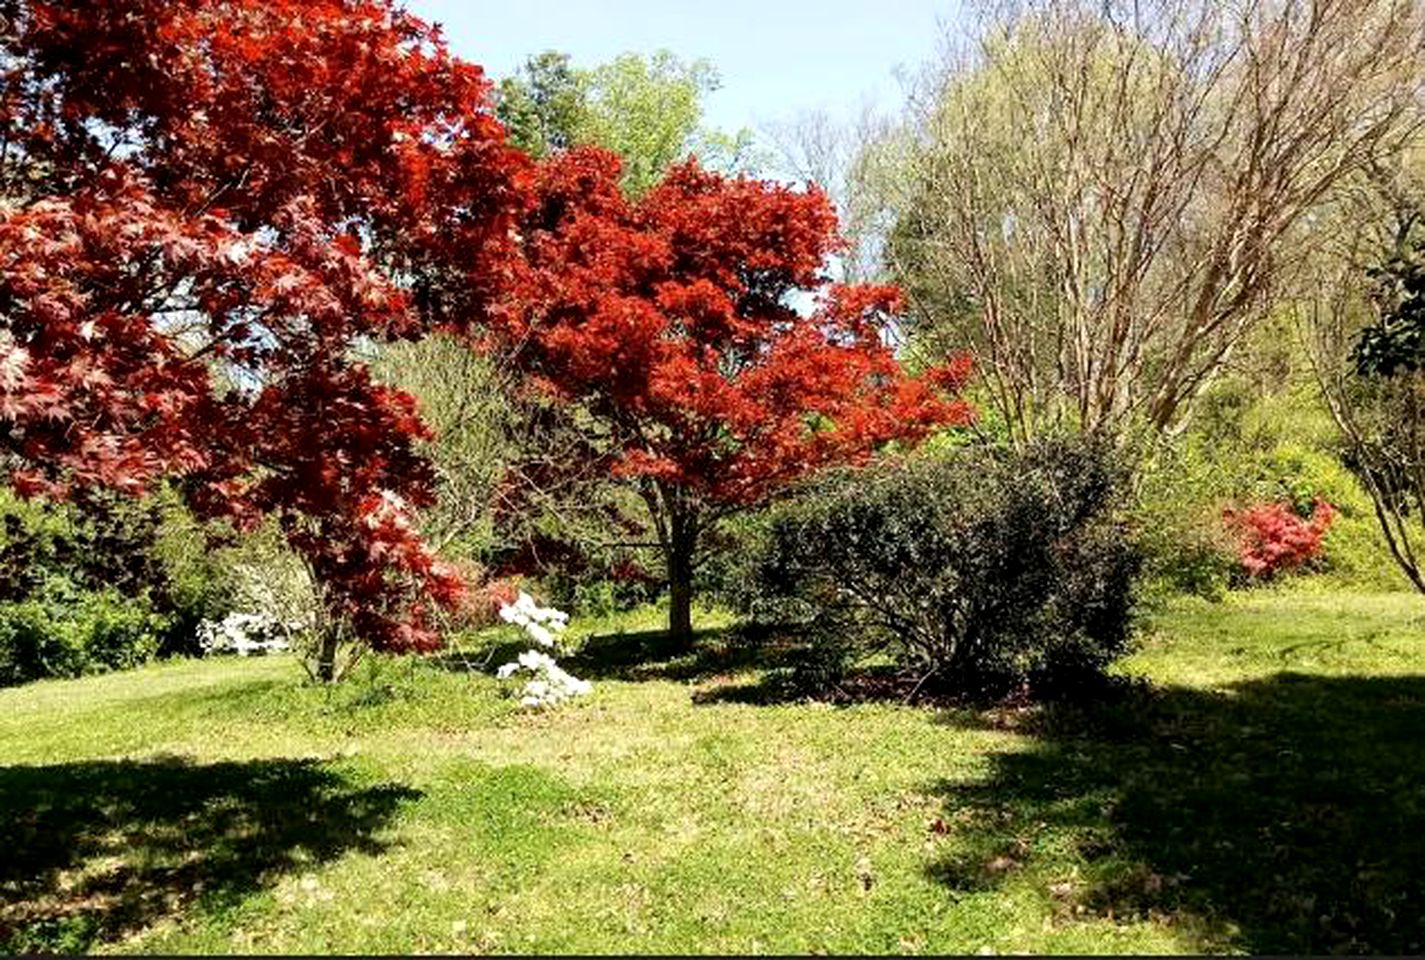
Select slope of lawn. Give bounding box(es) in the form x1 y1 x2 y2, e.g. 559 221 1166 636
2 590 1424 955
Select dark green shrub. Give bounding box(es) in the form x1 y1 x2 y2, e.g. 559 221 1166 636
0 581 167 687
735 437 1141 698
0 599 84 686
0 487 238 661
74 588 167 672
562 562 662 619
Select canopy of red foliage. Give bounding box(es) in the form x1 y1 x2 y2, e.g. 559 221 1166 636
503 148 975 510
0 0 530 650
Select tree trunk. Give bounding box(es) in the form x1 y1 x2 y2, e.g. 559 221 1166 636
665 510 697 648
315 629 340 684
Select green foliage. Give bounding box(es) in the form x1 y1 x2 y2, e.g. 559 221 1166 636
0 582 165 687
576 51 733 195
366 333 663 620
146 490 243 655
0 487 240 681
560 574 661 620
496 48 758 194
496 51 586 159
736 437 1141 696
1352 234 1425 377
0 488 165 602
1326 224 1425 595
366 334 512 562
1135 435 1405 600
1133 437 1240 602
1131 307 1407 600
1248 441 1402 590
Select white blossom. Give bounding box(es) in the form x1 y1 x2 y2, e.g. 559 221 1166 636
494 593 591 709
517 649 556 671
525 623 556 647
197 611 293 657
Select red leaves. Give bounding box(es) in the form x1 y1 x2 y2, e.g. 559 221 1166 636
1225 498 1336 579
1 0 972 653
924 352 976 395
501 149 976 513
1 0 529 652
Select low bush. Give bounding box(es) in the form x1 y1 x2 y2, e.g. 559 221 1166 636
1225 498 1335 581
0 582 167 687
564 563 662 619
0 486 238 659
734 437 1141 699
1247 441 1406 590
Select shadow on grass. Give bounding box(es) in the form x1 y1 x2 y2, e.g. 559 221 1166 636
584 631 1006 707
464 624 806 685
0 756 419 953
926 672 1425 954
690 662 972 707
422 627 755 683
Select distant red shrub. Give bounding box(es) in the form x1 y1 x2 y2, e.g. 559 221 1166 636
436 571 521 632
609 557 659 586
1224 498 1336 579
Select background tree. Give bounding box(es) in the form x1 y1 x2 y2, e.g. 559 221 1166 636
763 104 902 284
496 48 757 194
502 148 975 642
0 0 531 679
365 335 514 561
874 0 1425 442
495 51 587 160
1304 154 1425 594
366 333 650 613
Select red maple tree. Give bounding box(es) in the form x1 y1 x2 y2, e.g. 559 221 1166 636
502 148 975 641
0 0 530 677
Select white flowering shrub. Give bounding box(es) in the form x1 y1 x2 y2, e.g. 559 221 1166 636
495 591 591 708
496 649 593 707
197 611 295 657
497 590 570 647
231 559 317 638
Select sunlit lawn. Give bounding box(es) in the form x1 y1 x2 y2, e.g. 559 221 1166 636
2 590 1423 954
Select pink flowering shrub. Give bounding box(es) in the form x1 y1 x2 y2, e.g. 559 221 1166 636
1224 498 1336 579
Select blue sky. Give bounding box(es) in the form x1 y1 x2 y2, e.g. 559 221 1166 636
407 0 961 138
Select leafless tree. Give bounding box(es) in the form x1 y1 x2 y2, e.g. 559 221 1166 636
763 103 904 283
1300 149 1425 593
880 0 1425 442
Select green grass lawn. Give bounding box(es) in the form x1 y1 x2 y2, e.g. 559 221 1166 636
3 590 1424 955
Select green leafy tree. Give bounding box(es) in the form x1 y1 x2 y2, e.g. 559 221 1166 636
496 51 586 159
496 48 757 194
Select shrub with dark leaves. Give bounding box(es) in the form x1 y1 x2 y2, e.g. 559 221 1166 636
735 437 1142 699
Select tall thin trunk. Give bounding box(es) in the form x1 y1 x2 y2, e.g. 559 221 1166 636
665 507 697 647
315 628 340 684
